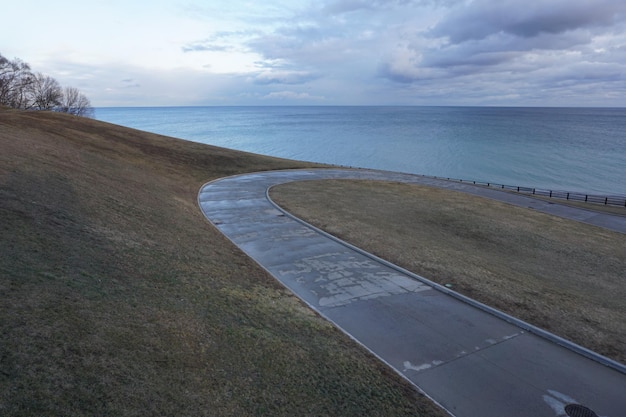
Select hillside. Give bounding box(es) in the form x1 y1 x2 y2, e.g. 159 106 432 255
0 109 445 416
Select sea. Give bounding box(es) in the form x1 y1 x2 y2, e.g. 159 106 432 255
95 106 626 196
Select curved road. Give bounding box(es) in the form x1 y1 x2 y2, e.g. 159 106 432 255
198 168 626 417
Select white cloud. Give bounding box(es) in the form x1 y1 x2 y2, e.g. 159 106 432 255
253 70 319 85
2 0 626 106
263 91 326 100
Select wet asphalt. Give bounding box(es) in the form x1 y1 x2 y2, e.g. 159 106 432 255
198 168 626 417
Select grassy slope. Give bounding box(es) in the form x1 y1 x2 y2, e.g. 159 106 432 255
271 179 626 363
0 110 446 417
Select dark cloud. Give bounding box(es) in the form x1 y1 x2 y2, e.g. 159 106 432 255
430 0 626 44
428 50 517 70
419 30 592 70
377 63 418 84
179 0 626 106
376 0 626 97
541 62 624 85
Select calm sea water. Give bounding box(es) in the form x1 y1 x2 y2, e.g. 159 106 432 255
96 106 626 196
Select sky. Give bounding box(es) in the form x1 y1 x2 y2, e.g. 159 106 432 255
3 0 626 107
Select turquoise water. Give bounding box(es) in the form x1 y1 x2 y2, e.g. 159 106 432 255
96 106 626 196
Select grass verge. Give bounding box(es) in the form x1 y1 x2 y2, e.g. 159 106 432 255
270 179 626 364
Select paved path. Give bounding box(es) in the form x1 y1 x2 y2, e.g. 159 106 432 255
198 168 626 417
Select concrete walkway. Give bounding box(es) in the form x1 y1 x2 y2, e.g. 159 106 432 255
198 168 626 417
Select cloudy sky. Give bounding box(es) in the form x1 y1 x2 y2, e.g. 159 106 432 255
3 0 626 107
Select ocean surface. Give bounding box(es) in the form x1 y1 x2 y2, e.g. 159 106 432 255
96 106 626 196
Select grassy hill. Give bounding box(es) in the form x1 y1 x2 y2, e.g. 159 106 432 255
0 109 446 416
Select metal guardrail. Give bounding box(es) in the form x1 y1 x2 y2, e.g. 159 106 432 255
430 176 626 208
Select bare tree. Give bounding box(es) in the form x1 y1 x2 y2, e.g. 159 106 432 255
30 72 63 110
58 86 94 117
0 54 34 109
2 52 94 117
0 54 11 104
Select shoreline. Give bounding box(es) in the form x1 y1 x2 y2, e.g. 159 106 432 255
95 106 626 196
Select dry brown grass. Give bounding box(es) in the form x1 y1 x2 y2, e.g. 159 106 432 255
0 109 446 417
270 179 626 364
